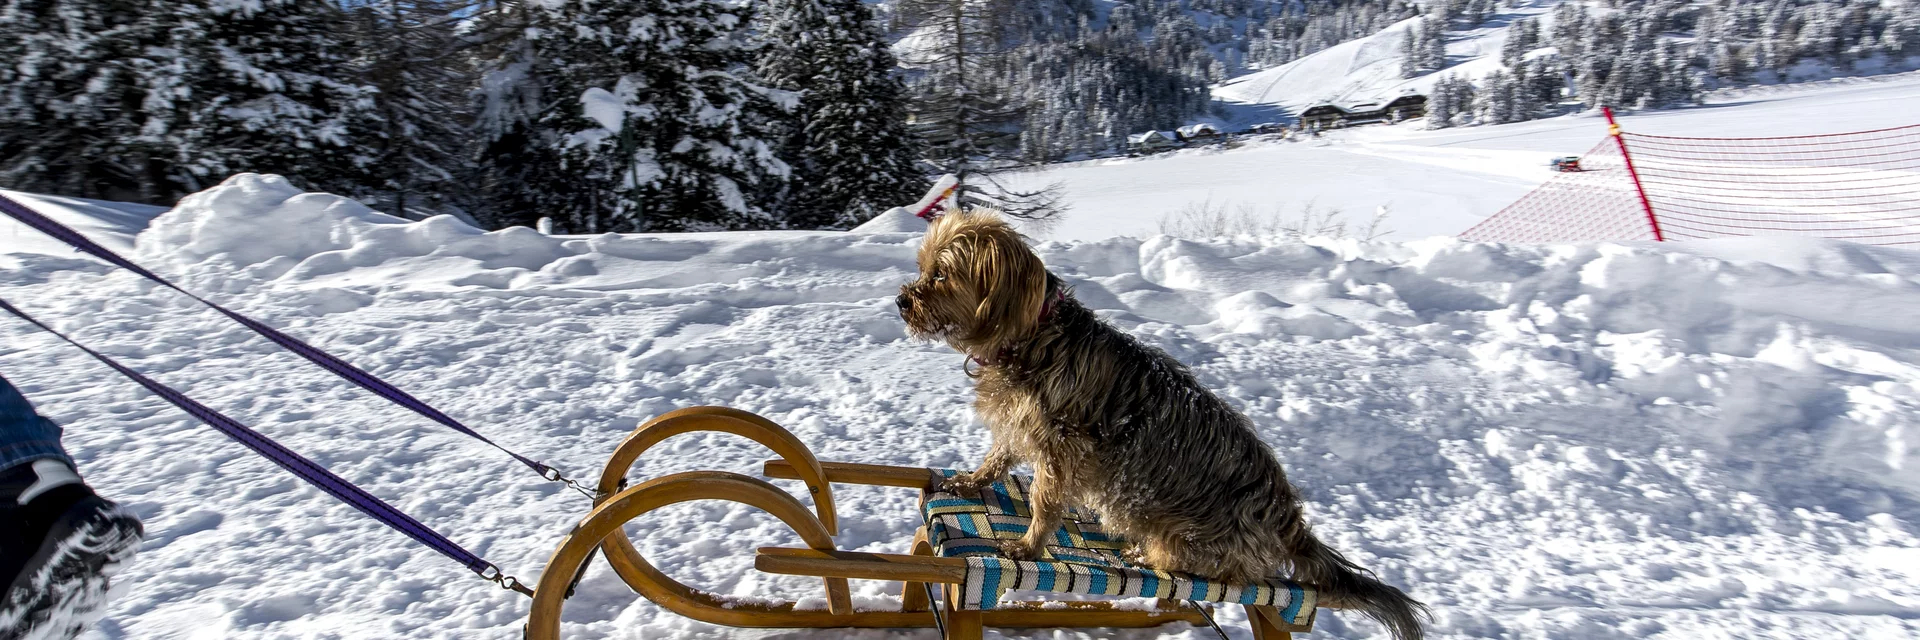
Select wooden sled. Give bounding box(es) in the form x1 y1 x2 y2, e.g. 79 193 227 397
525 406 1332 639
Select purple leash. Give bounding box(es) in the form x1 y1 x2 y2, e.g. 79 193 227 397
0 193 592 498
0 297 534 596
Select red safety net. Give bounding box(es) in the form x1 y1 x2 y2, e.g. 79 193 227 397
1460 123 1920 246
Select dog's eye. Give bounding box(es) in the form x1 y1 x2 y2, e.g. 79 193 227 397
931 271 946 283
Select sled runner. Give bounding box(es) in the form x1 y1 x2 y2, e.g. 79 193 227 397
524 406 1331 640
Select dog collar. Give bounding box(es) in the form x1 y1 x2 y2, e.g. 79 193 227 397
1037 287 1066 324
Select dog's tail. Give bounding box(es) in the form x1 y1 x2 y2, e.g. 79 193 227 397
1281 509 1428 640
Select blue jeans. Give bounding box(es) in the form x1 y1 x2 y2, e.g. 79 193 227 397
0 373 70 471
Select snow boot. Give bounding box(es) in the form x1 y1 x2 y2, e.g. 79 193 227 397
0 460 143 640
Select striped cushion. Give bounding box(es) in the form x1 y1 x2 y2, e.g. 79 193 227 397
922 468 1315 623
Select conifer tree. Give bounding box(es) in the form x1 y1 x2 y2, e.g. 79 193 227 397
347 0 467 219
167 0 376 196
757 0 926 229
1402 24 1421 78
894 0 1024 169
1 0 375 203
0 0 160 201
1421 13 1448 70
474 0 789 233
894 0 1063 220
466 2 565 231
1478 68 1511 124
1426 75 1456 129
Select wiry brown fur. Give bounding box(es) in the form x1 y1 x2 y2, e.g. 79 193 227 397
897 210 1428 640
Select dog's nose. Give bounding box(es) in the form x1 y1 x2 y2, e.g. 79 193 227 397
896 293 913 311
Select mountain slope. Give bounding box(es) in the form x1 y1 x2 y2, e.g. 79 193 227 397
1213 3 1549 125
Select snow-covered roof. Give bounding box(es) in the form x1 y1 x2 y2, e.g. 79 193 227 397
1128 131 1174 143
1178 124 1221 137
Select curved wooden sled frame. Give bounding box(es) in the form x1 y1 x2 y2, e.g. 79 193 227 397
525 406 1319 640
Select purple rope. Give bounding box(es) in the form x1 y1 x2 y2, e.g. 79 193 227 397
0 193 555 478
0 297 495 576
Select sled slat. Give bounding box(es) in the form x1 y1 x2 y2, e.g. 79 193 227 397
764 460 938 488
756 547 968 584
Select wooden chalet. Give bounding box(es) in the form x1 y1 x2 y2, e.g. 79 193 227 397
1126 130 1179 153
1176 123 1223 143
1299 94 1429 129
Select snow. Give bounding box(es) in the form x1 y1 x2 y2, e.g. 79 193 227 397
850 174 958 232
1213 17 1438 119
579 87 627 134
3 172 1920 638
1014 69 1920 244
0 190 167 268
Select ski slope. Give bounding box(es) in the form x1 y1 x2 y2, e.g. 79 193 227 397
2 174 1919 638
1018 69 1920 244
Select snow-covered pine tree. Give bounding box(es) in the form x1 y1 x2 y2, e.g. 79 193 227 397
515 0 790 232
165 0 376 196
1509 59 1540 120
0 0 160 201
1478 68 1511 124
1655 39 1699 107
1402 24 1421 77
1887 4 1920 57
465 2 571 231
756 0 926 229
1447 74 1477 126
1426 74 1455 129
1 0 375 202
1501 17 1539 69
346 0 468 220
1421 12 1448 70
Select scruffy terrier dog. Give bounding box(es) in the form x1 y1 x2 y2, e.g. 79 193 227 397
897 210 1427 640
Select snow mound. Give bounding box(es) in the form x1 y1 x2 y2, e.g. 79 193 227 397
3 179 1919 638
848 206 924 233
135 173 574 287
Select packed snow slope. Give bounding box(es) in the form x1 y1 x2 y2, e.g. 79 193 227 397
3 174 1920 639
1023 69 1920 244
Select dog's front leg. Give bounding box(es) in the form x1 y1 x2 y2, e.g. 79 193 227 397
1002 463 1064 560
942 440 1015 492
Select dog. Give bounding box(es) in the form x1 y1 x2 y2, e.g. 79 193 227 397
897 209 1427 640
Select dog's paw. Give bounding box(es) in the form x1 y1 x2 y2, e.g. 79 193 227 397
939 473 987 493
997 539 1042 561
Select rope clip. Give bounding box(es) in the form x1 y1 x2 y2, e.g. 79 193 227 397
482 566 535 598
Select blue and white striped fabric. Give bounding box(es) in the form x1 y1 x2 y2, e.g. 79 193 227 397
922 469 1315 623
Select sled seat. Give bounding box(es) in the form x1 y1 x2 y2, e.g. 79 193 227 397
525 406 1327 640
923 468 1316 620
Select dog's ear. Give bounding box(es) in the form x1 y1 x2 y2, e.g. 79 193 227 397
964 213 1048 351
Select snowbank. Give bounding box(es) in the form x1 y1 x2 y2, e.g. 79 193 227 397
2 178 1917 638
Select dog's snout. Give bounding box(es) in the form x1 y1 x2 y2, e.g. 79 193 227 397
896 292 913 312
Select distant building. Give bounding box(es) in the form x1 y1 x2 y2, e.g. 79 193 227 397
1299 95 1429 130
1127 130 1179 153
1176 123 1223 143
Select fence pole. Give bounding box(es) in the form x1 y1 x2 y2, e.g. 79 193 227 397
1604 106 1664 242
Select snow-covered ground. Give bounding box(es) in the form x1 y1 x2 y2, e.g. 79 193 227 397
1018 69 1920 244
3 173 1919 638
0 190 165 267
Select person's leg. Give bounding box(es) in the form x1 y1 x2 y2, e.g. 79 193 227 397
0 373 72 473
0 372 143 640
